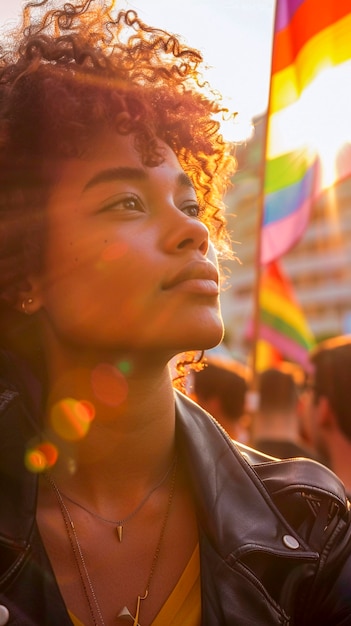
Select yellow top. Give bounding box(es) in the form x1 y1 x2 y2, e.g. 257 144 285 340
68 543 201 626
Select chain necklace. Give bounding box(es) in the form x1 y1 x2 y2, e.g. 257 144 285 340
46 456 177 626
56 457 176 542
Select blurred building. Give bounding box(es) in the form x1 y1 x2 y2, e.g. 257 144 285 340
220 114 351 363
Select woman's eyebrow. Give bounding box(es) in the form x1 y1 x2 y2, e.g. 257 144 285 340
83 167 148 192
83 167 195 193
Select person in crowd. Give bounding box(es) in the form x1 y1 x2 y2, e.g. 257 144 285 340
252 366 317 459
306 335 351 497
190 357 251 443
0 1 351 624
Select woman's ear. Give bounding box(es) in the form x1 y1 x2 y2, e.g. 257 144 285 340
15 276 44 316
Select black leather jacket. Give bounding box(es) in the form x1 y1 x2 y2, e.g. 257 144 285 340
1 352 351 625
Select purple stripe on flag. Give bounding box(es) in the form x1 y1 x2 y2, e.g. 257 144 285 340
261 158 322 265
261 197 310 265
275 0 305 33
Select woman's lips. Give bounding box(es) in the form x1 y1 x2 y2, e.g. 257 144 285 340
162 261 219 295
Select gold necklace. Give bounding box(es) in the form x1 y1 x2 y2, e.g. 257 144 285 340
56 457 176 542
47 456 177 626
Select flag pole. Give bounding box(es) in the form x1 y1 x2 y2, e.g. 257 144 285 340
251 0 278 391
251 143 265 391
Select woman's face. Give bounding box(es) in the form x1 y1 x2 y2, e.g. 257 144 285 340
33 133 224 362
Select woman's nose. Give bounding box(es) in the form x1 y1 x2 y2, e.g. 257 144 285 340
163 211 210 255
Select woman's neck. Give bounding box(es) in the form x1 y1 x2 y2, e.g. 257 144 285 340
43 358 178 504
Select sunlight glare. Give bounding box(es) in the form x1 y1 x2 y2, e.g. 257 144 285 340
276 61 351 189
218 112 255 144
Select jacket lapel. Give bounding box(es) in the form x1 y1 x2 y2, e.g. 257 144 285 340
175 390 317 558
175 391 318 624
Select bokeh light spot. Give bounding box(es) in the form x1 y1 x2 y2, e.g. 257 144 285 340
50 398 93 441
25 449 47 473
37 442 58 467
91 363 129 407
25 441 58 473
117 359 132 375
78 400 96 422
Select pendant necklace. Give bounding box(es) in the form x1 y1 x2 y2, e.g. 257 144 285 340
55 456 176 543
47 455 177 626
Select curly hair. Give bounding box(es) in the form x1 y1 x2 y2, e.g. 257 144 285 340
0 0 237 371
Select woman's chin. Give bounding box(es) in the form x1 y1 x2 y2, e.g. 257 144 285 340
182 320 225 352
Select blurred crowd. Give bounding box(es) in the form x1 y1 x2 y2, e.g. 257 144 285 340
189 335 351 498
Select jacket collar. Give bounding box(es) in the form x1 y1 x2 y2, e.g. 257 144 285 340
174 390 318 562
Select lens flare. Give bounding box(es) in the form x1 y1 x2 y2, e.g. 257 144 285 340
91 363 128 407
25 441 58 473
50 398 94 441
117 359 133 375
79 400 96 422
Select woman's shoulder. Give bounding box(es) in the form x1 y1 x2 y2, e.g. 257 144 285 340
175 387 350 549
236 440 347 507
176 387 347 504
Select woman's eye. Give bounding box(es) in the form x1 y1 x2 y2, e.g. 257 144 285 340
181 203 201 218
101 195 143 213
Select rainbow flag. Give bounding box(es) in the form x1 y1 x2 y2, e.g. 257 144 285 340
261 0 351 265
255 339 282 373
256 260 315 370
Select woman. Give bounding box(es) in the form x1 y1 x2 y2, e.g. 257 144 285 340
0 2 350 625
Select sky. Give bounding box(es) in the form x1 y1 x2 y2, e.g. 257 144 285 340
0 0 276 138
